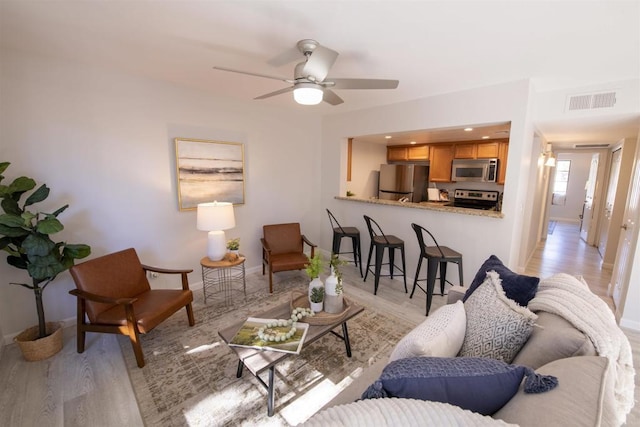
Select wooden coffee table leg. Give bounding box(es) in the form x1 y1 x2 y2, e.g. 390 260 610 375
342 322 352 357
267 366 275 416
236 360 244 378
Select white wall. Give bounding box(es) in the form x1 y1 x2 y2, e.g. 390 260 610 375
321 80 536 286
0 49 323 339
348 139 386 199
549 152 592 222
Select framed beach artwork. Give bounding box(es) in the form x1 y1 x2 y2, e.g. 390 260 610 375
175 138 245 211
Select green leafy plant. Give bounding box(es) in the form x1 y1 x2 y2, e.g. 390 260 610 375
304 253 323 279
0 162 91 339
310 286 325 303
329 253 348 294
226 237 240 250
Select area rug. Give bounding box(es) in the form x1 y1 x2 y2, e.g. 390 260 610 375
119 275 414 426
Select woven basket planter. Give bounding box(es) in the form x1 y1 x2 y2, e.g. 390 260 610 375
14 322 64 361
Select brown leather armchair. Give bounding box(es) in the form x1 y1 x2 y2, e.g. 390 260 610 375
69 248 195 368
261 223 316 293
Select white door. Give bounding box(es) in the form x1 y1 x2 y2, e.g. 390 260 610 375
612 140 640 316
580 153 600 243
598 148 622 258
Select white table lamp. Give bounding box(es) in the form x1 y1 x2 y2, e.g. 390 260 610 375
197 201 235 261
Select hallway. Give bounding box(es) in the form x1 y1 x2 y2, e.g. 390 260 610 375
524 220 614 311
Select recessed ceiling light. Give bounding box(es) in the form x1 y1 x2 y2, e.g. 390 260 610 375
385 135 392 139
410 141 417 145
482 136 490 139
464 128 473 132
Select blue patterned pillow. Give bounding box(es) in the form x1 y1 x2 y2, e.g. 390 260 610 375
361 356 557 415
463 255 539 306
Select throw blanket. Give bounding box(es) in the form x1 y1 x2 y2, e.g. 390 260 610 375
528 273 635 425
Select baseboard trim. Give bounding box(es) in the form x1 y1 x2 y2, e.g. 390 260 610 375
620 319 640 332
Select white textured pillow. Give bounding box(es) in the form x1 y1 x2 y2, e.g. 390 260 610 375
388 300 466 363
459 271 537 363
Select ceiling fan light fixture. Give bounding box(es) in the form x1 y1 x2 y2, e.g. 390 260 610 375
293 83 323 105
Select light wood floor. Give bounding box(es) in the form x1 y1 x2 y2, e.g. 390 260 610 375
0 220 638 426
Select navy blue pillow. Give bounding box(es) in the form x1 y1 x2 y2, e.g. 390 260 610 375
462 255 539 306
361 357 527 415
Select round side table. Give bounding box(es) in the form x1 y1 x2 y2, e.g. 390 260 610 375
200 255 246 304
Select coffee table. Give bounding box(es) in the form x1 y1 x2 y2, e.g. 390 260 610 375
218 298 364 416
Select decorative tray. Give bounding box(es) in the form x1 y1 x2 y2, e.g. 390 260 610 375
290 290 351 325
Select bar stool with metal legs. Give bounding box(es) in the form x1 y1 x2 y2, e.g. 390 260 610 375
326 209 363 277
411 223 464 315
363 215 407 295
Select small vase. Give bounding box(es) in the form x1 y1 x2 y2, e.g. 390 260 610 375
310 301 324 313
324 294 344 314
308 277 323 303
325 267 339 296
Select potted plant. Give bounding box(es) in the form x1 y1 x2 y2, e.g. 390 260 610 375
226 237 240 253
0 162 91 361
305 253 323 305
309 286 324 312
325 253 347 313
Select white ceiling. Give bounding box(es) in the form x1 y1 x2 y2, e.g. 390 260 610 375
1 1 638 147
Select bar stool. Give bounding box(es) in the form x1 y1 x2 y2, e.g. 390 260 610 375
411 223 464 316
363 215 407 295
326 209 363 277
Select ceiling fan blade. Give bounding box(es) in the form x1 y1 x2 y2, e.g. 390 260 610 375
323 89 344 106
213 66 293 83
329 78 399 90
302 45 338 82
267 46 302 67
254 86 294 100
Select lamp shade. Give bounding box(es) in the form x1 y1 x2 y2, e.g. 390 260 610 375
197 202 235 231
293 83 323 105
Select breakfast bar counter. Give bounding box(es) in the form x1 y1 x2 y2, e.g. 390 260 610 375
335 196 504 218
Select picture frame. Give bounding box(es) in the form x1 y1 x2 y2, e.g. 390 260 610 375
175 138 245 211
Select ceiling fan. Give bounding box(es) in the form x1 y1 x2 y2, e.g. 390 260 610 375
213 39 399 106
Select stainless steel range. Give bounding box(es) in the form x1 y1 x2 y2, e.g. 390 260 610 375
451 189 500 211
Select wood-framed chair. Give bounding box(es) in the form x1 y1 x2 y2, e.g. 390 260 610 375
261 223 316 293
69 248 195 368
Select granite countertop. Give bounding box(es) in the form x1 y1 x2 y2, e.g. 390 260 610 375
335 196 504 218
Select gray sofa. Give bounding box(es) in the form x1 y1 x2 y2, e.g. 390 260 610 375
306 286 621 426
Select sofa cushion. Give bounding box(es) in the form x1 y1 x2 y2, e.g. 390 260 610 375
361 356 530 415
305 398 516 426
512 311 596 369
493 356 614 427
388 300 466 363
459 271 537 363
463 255 539 306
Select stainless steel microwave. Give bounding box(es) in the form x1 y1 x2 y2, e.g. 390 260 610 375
451 158 498 182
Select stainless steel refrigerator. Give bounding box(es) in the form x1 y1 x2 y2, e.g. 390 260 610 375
378 164 429 202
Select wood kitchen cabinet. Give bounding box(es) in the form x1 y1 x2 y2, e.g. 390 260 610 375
408 145 429 160
387 146 408 162
453 141 500 159
387 144 429 162
477 141 500 158
453 143 477 159
498 141 509 184
429 144 454 182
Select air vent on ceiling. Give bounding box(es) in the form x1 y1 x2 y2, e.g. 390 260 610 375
566 92 616 111
573 143 610 149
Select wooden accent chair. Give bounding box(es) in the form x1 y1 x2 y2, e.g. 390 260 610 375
69 248 195 368
261 223 317 293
